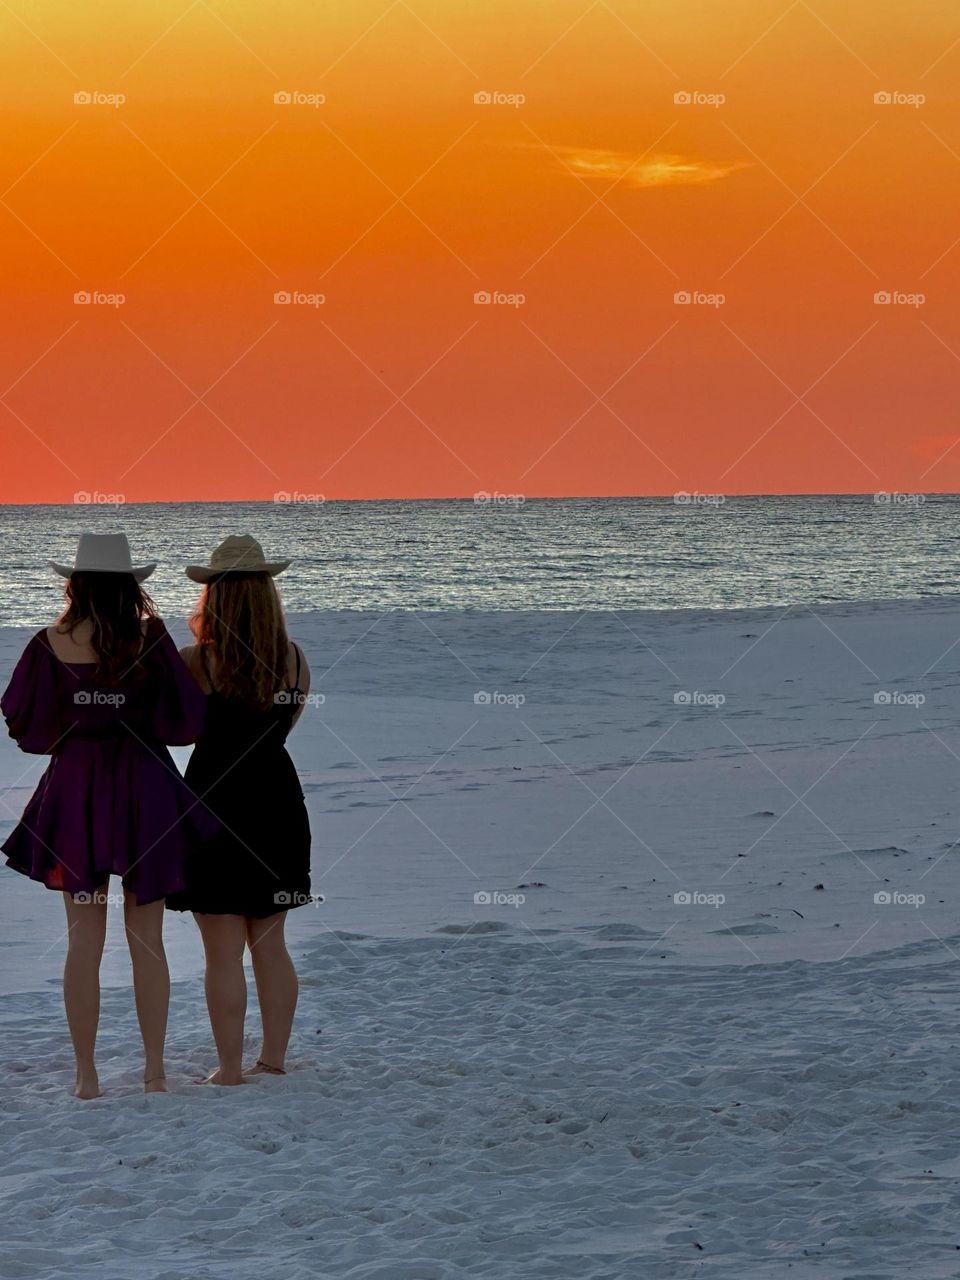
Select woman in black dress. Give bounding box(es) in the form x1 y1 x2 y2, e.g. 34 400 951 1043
169 535 312 1085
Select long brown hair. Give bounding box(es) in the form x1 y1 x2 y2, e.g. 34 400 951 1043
59 571 159 682
190 573 290 709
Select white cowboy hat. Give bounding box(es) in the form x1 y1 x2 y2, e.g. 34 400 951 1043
50 532 156 582
185 534 291 583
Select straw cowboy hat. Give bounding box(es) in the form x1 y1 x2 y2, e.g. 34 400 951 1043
50 532 156 582
185 534 291 583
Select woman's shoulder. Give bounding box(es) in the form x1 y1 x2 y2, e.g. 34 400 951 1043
27 627 60 661
178 641 203 672
3 628 60 701
21 626 89 671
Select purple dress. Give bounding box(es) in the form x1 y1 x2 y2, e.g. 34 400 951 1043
1 620 215 904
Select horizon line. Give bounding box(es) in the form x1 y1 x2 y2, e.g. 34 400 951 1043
0 489 954 508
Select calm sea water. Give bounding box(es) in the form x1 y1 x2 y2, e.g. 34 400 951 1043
0 496 958 627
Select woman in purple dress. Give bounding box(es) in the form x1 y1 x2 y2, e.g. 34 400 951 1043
1 533 212 1099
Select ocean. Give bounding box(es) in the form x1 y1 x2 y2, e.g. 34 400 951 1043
0 494 958 626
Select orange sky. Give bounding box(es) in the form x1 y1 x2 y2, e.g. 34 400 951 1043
2 0 960 501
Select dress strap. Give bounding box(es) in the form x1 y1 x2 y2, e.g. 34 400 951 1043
291 642 301 691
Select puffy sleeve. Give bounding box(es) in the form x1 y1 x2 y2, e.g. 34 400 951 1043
146 621 207 746
1 632 65 755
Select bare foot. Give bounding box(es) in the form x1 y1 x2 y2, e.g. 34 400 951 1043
244 1060 287 1077
202 1067 246 1086
144 1076 168 1094
74 1072 102 1100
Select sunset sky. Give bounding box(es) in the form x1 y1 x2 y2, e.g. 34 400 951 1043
2 0 959 501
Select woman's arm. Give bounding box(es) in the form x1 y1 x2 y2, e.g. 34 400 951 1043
179 643 210 693
1 632 64 754
290 642 311 727
146 626 207 745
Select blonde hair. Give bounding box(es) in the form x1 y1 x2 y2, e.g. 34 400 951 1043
190 573 290 709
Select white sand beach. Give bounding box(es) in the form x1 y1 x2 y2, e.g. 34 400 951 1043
2 599 960 1277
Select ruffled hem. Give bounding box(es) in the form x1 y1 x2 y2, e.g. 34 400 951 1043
3 857 179 907
1 737 218 906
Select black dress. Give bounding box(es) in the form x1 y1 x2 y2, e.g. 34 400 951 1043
168 646 312 918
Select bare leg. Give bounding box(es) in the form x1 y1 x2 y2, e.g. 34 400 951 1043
62 887 109 1099
195 913 247 1085
124 890 170 1092
246 912 298 1073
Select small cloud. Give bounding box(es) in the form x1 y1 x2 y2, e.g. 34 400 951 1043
553 147 749 189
